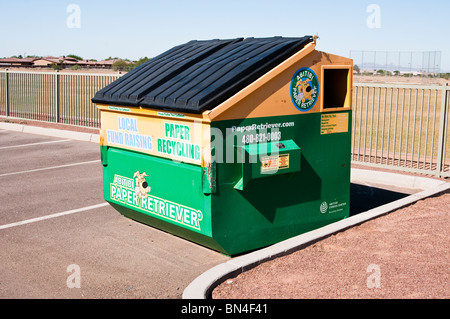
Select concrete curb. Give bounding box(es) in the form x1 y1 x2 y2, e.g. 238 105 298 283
182 169 450 299
0 122 100 143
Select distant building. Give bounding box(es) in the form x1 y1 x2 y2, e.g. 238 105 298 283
33 56 78 68
0 56 129 70
93 59 128 69
0 57 37 67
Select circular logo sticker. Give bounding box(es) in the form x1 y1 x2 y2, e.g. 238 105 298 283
319 201 328 214
290 67 319 112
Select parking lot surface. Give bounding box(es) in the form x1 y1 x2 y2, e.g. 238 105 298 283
0 128 229 299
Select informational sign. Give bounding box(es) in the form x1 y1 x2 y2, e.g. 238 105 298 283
101 111 207 165
261 154 290 173
110 172 203 231
320 113 349 135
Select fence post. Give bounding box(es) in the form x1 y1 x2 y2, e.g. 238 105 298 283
436 83 448 177
5 69 9 117
55 70 60 123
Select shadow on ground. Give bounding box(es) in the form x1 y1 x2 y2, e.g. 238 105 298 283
350 183 409 216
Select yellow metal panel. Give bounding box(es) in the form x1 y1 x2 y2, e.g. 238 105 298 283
97 104 210 166
96 104 211 123
207 48 353 122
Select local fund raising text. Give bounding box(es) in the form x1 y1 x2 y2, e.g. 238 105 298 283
107 116 153 151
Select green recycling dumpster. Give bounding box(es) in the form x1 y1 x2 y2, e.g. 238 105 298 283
92 36 353 256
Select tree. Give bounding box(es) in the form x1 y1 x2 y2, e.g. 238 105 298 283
112 59 130 71
50 63 61 71
67 54 83 61
67 54 83 60
353 64 360 74
131 57 150 68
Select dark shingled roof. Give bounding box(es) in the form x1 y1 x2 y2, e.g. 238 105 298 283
92 36 313 114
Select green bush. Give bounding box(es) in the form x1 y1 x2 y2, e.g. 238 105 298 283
50 63 61 71
112 59 130 72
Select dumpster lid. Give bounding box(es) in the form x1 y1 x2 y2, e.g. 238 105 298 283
92 36 314 114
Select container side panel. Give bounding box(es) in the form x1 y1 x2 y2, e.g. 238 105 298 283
209 112 351 255
100 109 208 166
102 147 212 237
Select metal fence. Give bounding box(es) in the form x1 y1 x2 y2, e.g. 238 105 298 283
0 70 121 127
352 82 449 177
349 50 442 84
0 70 449 177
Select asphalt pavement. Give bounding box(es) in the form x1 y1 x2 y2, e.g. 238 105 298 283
0 126 229 299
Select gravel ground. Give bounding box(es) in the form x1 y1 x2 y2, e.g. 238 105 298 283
213 190 450 299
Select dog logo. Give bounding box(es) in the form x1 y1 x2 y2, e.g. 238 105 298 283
295 78 313 102
133 171 151 198
290 67 319 112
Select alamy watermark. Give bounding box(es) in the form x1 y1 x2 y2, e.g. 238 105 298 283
66 264 81 288
159 119 292 174
66 4 81 29
366 4 381 29
366 263 381 288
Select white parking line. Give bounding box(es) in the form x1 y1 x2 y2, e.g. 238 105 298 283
0 159 101 177
0 139 70 150
0 203 109 230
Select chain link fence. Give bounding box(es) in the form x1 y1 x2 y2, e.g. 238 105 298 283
350 50 442 85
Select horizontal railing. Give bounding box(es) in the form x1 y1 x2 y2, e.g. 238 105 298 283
352 82 449 177
1 70 449 177
0 70 121 127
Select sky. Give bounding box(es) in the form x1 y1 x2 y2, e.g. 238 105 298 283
1 0 449 71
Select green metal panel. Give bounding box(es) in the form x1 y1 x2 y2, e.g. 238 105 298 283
208 111 352 255
234 139 301 190
100 110 351 256
101 146 212 239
